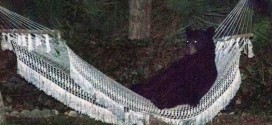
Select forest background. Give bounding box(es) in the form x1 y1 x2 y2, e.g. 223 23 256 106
0 0 271 124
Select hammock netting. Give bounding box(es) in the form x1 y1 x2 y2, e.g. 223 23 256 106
0 0 254 124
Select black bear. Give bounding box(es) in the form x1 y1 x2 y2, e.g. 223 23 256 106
132 27 217 109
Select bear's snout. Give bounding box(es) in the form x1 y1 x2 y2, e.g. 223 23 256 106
186 43 197 55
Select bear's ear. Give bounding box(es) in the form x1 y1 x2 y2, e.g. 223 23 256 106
206 27 215 37
186 27 193 37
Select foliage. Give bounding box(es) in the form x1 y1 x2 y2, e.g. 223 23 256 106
59 0 129 57
165 0 238 27
252 17 271 49
165 0 237 14
0 0 12 10
25 0 65 28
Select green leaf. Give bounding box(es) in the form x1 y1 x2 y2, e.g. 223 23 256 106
246 66 256 74
241 73 248 80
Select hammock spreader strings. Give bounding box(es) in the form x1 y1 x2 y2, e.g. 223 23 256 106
0 6 62 53
214 0 253 39
214 0 254 60
0 6 49 30
0 0 253 124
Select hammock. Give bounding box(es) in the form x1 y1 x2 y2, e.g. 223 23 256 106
0 0 254 124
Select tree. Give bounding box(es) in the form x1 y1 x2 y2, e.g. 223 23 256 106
129 0 152 40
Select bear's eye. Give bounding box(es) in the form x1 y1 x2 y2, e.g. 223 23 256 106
194 41 197 43
186 41 189 43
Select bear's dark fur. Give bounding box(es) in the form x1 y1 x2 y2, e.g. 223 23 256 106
132 27 217 109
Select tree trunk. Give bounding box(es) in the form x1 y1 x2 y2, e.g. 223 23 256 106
0 91 5 123
269 0 272 34
129 0 152 40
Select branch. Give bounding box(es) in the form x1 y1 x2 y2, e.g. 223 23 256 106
194 16 220 26
207 7 231 12
205 12 226 17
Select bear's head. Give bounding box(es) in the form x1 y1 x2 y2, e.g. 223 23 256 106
185 27 215 55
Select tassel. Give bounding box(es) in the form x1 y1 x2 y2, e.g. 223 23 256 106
1 33 6 42
7 33 10 43
247 39 254 58
35 34 42 47
241 38 254 58
45 34 51 53
241 38 248 54
22 34 27 46
1 33 7 50
4 33 13 51
17 33 22 46
28 34 33 51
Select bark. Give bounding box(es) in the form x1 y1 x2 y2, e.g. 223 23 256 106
269 0 272 34
0 91 5 123
129 0 152 40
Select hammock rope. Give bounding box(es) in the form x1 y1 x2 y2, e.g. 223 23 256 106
0 0 254 124
214 0 253 40
0 6 50 30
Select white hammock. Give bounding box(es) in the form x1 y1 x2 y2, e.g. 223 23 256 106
0 0 254 124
